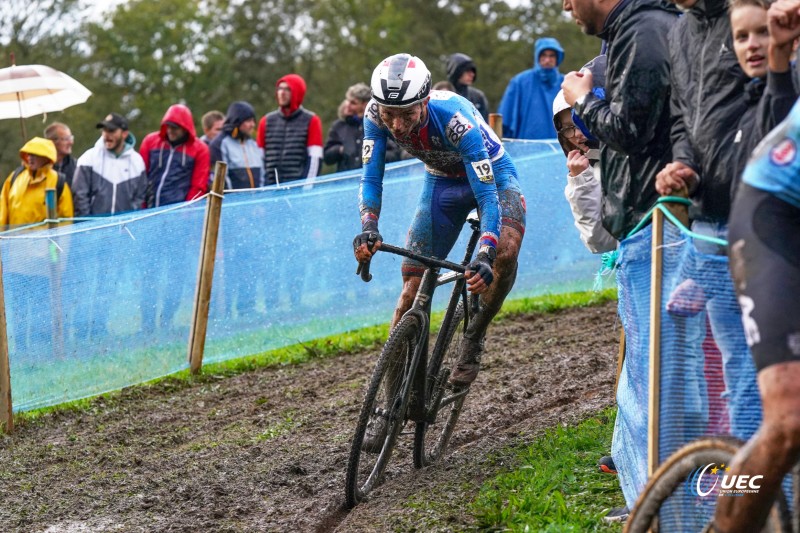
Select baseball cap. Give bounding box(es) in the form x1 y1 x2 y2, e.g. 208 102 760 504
96 113 129 131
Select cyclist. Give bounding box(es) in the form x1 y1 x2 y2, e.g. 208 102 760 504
353 53 526 388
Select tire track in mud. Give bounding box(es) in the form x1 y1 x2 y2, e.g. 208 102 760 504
0 301 619 533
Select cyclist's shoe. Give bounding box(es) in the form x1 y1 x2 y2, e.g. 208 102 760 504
602 506 630 523
598 455 617 475
361 414 388 453
449 337 484 386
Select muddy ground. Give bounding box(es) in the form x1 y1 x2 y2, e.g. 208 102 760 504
0 301 620 533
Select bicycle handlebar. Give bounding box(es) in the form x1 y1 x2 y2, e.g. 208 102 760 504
356 242 467 282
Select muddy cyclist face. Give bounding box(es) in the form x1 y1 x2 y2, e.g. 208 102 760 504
378 101 427 139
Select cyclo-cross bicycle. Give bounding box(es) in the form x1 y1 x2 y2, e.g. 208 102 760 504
623 436 795 533
344 212 482 509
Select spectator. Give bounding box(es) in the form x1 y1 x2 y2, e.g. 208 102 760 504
209 101 264 319
139 103 210 208
72 113 147 216
70 112 147 340
552 81 616 253
199 110 224 144
323 83 401 173
498 37 565 139
44 122 77 187
446 53 490 120
562 0 680 521
209 101 263 189
257 74 323 186
433 80 455 92
0 137 73 225
0 137 73 354
139 104 210 334
655 0 797 450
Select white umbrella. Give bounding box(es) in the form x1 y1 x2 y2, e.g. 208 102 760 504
0 62 92 138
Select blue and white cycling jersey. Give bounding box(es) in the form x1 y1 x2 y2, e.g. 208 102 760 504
359 90 516 251
743 99 800 209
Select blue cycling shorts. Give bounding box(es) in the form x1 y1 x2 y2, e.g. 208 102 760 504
401 168 525 277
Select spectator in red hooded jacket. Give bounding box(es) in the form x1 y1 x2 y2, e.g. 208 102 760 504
138 104 210 335
139 104 210 207
257 74 323 186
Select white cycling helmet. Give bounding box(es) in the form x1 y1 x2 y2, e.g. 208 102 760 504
370 53 431 108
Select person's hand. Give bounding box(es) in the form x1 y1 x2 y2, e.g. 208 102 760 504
566 149 590 177
769 0 800 49
465 250 495 294
655 161 698 196
561 71 593 107
353 231 382 263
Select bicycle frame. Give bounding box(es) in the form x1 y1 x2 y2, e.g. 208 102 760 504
358 216 482 425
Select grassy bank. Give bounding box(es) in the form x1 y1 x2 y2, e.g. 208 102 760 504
472 408 623 531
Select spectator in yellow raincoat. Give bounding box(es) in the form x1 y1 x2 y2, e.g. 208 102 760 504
0 136 73 356
0 136 73 226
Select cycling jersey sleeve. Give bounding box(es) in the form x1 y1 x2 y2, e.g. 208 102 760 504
446 111 502 250
359 104 390 231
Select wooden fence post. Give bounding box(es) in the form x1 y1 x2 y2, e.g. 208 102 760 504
648 207 665 477
489 113 503 139
45 188 64 360
187 162 226 374
0 243 13 433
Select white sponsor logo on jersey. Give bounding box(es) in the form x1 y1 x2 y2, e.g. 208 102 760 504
446 112 473 146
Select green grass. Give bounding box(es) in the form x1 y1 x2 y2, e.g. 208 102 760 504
471 408 624 532
11 288 616 426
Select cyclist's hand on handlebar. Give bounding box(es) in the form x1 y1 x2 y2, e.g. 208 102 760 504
353 231 383 263
466 248 495 294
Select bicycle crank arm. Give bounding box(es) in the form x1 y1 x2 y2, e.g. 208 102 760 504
437 387 470 410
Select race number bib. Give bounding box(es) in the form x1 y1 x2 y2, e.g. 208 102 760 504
471 159 494 184
362 140 375 164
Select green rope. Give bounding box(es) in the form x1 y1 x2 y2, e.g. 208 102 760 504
593 249 619 291
625 196 728 247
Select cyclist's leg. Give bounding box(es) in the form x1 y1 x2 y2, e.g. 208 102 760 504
452 184 526 384
463 176 526 343
713 185 800 532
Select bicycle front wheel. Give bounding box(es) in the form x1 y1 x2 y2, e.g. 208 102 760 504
345 315 421 508
413 302 467 468
624 437 789 533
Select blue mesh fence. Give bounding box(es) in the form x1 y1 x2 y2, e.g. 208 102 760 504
1 140 602 412
613 211 768 529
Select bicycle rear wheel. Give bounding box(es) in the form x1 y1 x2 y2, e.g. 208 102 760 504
345 315 421 508
624 437 789 533
413 302 468 468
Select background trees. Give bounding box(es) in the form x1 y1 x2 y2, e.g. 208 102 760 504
0 0 597 172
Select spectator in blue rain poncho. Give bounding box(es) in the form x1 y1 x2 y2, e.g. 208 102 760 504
498 37 565 139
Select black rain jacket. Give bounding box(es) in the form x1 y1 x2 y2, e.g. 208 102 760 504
446 53 490 121
668 0 749 221
729 71 797 200
573 0 680 239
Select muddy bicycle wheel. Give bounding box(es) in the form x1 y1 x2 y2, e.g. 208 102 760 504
345 315 421 508
413 302 468 468
624 437 790 533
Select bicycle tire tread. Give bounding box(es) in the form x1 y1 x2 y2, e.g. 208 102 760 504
345 315 421 508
